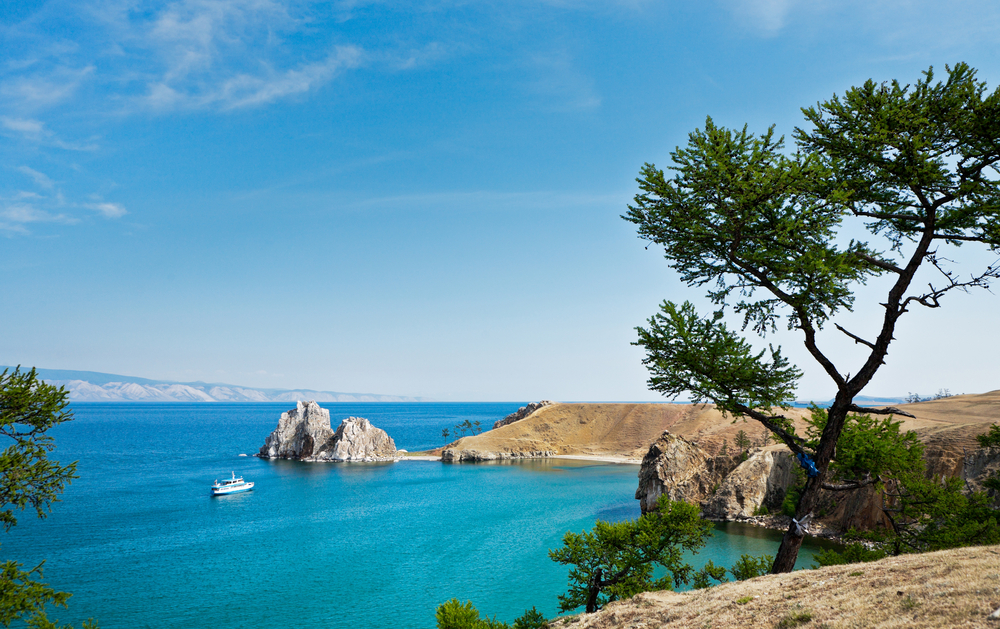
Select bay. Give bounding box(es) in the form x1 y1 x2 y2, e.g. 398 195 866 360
3 403 832 628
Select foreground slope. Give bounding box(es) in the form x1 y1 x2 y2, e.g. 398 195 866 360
557 545 1000 629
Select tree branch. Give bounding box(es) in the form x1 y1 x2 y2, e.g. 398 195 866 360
834 323 877 350
822 474 882 491
848 404 915 418
851 252 904 275
734 404 810 456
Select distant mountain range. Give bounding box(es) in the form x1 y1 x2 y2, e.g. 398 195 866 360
7 367 429 403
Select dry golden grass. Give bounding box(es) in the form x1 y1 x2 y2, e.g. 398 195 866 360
554 545 1000 629
426 391 1000 464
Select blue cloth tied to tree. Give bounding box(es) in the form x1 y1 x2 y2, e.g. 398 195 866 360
796 451 819 478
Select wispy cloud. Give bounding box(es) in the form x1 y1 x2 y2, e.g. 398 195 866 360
144 45 364 111
0 202 76 235
724 0 798 36
0 165 127 235
16 166 56 189
1 116 99 151
85 201 127 218
523 49 601 112
133 0 363 111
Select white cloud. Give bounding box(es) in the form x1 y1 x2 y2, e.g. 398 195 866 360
0 202 76 234
17 166 56 189
86 201 128 218
724 0 798 36
1 116 98 151
524 49 601 112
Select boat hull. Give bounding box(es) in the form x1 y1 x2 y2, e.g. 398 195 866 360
211 482 254 496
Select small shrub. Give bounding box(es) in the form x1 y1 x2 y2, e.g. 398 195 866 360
849 570 864 577
512 607 547 629
775 609 813 628
978 424 1000 448
692 560 728 589
736 596 753 605
812 543 887 568
753 504 769 516
729 554 772 581
436 599 482 629
900 595 921 611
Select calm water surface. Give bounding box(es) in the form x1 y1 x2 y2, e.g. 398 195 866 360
4 403 831 628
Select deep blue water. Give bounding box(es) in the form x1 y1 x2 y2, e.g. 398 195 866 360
3 403 831 628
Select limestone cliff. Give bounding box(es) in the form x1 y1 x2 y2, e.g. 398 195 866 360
963 445 1000 506
259 401 397 462
701 449 796 519
635 432 740 513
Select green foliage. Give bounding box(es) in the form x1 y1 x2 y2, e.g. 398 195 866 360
511 607 547 629
434 601 546 629
735 596 753 605
548 495 712 613
781 466 806 517
776 609 813 628
805 408 923 485
436 599 484 629
633 301 801 416
0 367 95 629
692 560 727 589
728 554 773 581
626 64 1000 572
0 368 78 530
752 504 769 516
812 542 888 568
977 424 1000 448
734 430 751 452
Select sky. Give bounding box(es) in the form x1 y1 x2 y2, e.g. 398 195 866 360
2 0 999 402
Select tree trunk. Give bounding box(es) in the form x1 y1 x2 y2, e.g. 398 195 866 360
585 568 602 613
772 401 851 573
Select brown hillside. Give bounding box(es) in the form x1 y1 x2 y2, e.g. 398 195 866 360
435 392 1000 466
555 544 1000 629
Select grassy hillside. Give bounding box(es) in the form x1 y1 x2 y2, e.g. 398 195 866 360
556 544 1000 629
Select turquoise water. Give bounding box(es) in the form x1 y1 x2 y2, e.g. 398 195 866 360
4 403 831 628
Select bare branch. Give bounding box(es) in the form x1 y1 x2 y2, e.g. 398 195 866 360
734 404 811 456
834 323 877 350
900 254 1000 311
848 404 916 418
851 252 904 275
822 475 882 491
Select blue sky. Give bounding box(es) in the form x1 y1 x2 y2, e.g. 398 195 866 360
2 0 999 401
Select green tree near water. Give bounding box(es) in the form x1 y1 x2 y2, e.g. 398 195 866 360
0 367 96 629
548 496 712 613
626 63 1000 572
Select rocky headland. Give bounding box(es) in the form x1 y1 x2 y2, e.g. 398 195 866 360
259 400 398 462
431 392 1000 534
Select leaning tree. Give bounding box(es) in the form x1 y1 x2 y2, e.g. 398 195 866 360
625 63 1000 572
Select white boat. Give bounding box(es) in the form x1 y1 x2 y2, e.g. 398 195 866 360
211 472 254 496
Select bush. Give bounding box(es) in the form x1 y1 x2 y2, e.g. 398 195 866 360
436 599 483 629
729 554 772 581
512 607 547 629
977 424 1000 448
812 542 888 568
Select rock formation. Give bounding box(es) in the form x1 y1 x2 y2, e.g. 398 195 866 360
963 445 1000 506
701 449 796 519
259 401 397 462
441 449 555 462
493 401 554 430
635 431 740 513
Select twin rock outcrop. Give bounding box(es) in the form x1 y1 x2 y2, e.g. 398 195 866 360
259 400 397 462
